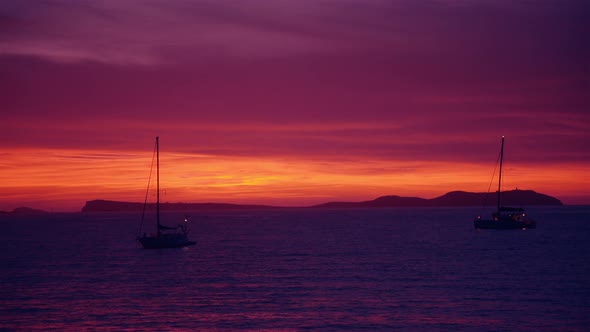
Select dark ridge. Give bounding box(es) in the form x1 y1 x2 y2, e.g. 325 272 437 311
312 189 562 208
81 190 562 212
313 195 427 208
3 207 51 215
81 199 279 213
428 190 562 207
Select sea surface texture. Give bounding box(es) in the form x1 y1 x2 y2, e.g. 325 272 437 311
1 206 589 331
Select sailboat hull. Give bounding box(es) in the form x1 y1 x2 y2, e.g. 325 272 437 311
137 137 196 249
474 218 536 230
473 137 537 230
137 235 196 249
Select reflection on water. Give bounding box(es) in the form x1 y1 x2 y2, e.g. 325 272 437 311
1 206 589 330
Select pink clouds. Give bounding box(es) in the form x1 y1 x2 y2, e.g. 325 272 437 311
0 0 389 64
0 0 588 209
3 1 585 67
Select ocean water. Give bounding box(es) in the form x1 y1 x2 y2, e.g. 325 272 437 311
1 206 589 331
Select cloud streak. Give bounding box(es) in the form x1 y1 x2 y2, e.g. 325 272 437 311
1 0 588 209
3 0 586 66
1 0 384 64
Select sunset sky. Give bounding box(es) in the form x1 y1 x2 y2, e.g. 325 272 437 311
1 0 588 211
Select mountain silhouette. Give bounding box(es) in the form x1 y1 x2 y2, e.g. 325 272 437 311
313 190 561 208
81 189 561 212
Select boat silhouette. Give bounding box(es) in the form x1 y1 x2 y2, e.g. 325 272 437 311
474 136 536 230
137 137 196 248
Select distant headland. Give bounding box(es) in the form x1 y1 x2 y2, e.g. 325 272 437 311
312 190 561 208
81 189 562 213
81 200 277 213
0 207 51 215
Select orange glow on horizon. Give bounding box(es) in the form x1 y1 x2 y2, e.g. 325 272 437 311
2 0 588 212
1 147 587 212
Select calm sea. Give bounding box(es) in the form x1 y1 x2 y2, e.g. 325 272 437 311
1 206 589 331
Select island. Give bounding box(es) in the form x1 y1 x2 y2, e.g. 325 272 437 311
312 190 561 208
81 189 562 212
0 207 51 215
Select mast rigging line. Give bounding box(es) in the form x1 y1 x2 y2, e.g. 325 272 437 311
138 140 157 236
480 144 502 215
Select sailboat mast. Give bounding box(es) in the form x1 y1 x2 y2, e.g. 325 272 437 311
156 136 160 234
497 136 505 211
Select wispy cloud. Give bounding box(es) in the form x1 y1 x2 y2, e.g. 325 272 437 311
0 0 391 65
1 0 588 209
4 0 584 66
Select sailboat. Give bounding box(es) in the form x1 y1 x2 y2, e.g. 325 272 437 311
474 136 536 230
137 137 196 248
